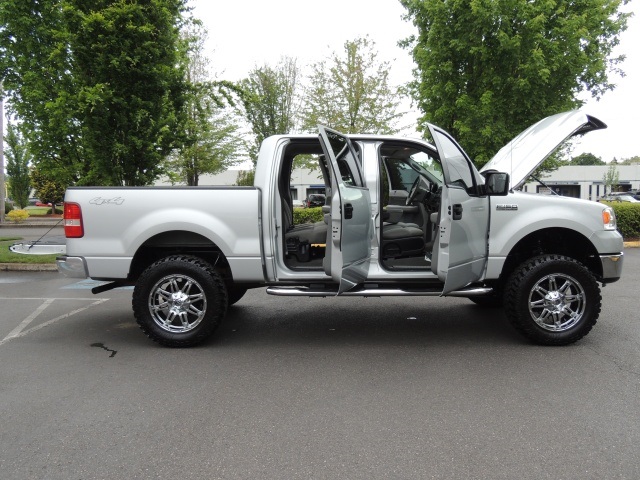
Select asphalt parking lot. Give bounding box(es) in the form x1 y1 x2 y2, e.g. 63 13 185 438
1 250 639 479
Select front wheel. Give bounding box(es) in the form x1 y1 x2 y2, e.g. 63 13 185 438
504 255 601 345
132 255 228 347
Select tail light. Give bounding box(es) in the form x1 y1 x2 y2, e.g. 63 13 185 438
64 202 84 238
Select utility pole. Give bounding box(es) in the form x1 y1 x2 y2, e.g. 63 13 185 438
0 87 5 224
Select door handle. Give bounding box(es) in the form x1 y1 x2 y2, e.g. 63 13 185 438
452 204 463 220
344 203 353 219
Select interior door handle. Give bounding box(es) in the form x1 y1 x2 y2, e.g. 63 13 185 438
344 203 353 219
452 204 463 220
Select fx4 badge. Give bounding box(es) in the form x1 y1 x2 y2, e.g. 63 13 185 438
496 204 518 211
90 197 125 206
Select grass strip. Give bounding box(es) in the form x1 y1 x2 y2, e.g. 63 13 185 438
0 238 58 264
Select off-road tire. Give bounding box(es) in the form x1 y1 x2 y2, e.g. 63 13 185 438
132 255 227 347
504 255 601 345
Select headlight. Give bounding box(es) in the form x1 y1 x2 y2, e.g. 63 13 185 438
602 207 616 230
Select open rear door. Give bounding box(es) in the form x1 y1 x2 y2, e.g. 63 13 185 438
318 126 373 294
427 124 490 294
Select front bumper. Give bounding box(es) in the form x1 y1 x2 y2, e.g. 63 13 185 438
56 256 89 278
600 253 624 283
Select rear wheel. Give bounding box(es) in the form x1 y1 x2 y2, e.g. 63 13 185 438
132 255 227 347
504 255 600 345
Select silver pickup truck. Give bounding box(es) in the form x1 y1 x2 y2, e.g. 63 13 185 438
57 111 624 347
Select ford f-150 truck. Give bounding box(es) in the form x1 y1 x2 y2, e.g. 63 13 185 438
57 111 624 347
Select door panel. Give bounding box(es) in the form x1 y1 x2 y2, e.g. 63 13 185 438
318 127 373 294
427 124 490 294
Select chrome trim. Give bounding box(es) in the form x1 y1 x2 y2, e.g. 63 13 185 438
147 273 207 333
266 286 493 297
527 273 585 332
56 256 89 278
600 253 624 282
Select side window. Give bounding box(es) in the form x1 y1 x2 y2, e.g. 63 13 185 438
384 158 419 191
322 130 364 187
432 131 475 190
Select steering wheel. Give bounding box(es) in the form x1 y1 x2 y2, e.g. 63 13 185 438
406 177 421 206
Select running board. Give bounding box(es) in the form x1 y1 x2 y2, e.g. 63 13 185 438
266 285 493 298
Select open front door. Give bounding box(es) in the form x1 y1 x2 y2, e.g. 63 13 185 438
427 124 490 294
318 126 373 294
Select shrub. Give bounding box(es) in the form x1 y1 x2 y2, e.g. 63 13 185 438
4 201 14 214
601 201 640 239
293 207 324 224
605 202 640 239
6 209 30 223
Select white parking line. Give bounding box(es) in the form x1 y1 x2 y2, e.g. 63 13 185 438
2 298 55 342
0 298 110 347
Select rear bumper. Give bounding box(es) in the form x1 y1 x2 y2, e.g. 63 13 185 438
600 253 623 283
56 256 89 278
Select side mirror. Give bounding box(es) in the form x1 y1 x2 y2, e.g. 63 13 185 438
484 171 510 196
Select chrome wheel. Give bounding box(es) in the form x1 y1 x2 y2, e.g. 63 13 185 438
528 273 585 332
148 274 207 333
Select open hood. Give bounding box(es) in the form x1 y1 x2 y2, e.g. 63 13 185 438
479 111 607 190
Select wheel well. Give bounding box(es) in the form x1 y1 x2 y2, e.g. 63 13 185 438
499 228 601 285
128 231 232 282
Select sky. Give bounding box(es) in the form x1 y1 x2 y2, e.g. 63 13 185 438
192 0 640 163
1 0 638 163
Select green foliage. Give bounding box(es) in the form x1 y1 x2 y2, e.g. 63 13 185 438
293 207 324 225
570 153 606 166
603 164 620 193
4 123 32 208
239 57 299 161
164 21 245 185
234 170 255 187
301 36 404 134
602 202 640 238
0 0 82 185
30 168 66 213
4 201 14 214
401 0 630 167
619 156 640 165
0 0 188 186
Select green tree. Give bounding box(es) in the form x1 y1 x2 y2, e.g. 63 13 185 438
0 0 188 186
603 164 620 194
570 153 605 166
65 0 187 186
30 168 66 214
234 170 255 187
401 0 630 167
4 122 32 208
301 37 404 134
0 0 83 185
620 156 640 165
164 21 245 185
239 57 300 163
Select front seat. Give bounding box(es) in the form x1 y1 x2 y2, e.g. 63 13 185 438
381 222 425 258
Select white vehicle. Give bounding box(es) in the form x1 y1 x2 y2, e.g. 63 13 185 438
58 111 624 347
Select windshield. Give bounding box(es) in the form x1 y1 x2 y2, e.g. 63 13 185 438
408 154 444 185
